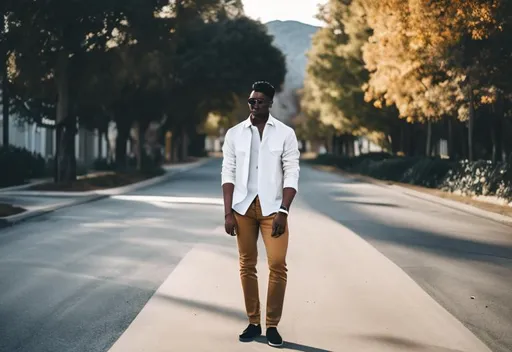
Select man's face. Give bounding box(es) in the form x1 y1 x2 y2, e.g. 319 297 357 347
248 91 272 118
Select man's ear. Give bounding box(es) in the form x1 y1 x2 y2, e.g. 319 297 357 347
269 100 273 108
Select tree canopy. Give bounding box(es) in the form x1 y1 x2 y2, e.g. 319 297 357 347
301 0 512 160
4 0 286 179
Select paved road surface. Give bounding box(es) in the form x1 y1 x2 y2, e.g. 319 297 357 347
0 159 510 352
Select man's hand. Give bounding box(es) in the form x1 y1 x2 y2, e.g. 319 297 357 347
272 212 287 238
225 212 237 236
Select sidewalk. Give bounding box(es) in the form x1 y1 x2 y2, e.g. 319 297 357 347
0 158 210 228
107 205 492 352
311 164 512 227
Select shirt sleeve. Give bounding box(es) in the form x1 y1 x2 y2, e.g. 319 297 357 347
282 128 300 192
221 128 236 186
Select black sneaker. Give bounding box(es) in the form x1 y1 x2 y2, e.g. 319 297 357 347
266 327 284 347
239 324 262 342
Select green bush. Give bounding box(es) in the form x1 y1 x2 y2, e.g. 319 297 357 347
0 145 47 187
353 157 421 181
493 163 512 200
92 157 115 171
312 153 512 201
441 160 512 200
401 158 455 188
312 152 392 170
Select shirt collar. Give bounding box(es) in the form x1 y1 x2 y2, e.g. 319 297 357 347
243 114 276 128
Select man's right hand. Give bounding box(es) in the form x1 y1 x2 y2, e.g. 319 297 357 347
225 212 237 236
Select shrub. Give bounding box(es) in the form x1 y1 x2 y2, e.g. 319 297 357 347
441 160 512 200
312 153 512 201
352 156 421 181
401 158 455 188
493 163 512 200
0 145 47 187
92 157 115 171
312 152 392 170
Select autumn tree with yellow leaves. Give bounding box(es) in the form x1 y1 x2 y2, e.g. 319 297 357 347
302 0 512 161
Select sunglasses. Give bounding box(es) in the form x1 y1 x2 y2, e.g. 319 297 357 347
248 98 266 106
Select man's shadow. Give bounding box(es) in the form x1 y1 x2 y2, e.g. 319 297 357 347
251 336 332 351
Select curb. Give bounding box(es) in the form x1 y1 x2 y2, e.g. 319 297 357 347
0 158 211 198
0 179 52 193
0 194 109 229
0 158 211 228
309 164 512 227
387 184 512 227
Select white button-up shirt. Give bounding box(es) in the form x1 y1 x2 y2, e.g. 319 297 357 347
221 114 300 216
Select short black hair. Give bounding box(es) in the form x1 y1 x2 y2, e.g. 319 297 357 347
252 81 275 100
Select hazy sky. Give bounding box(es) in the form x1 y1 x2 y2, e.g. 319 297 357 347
242 0 327 27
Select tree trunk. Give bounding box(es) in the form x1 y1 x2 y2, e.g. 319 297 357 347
467 83 475 161
389 125 401 155
492 91 505 163
332 135 339 156
490 122 500 163
104 132 112 163
180 129 189 162
172 136 179 163
400 123 406 155
55 51 76 182
403 122 414 156
447 116 453 159
325 129 334 154
461 122 468 160
115 121 131 170
345 136 352 157
349 136 356 156
136 124 144 171
97 130 103 159
2 57 9 146
54 116 77 182
136 120 150 171
426 120 432 157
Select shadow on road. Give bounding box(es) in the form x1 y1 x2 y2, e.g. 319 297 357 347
343 220 512 262
298 165 512 352
253 337 332 351
349 334 466 352
156 293 248 322
332 199 402 208
301 170 512 265
156 293 333 352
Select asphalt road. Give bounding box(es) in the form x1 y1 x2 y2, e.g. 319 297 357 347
298 165 512 352
0 158 510 352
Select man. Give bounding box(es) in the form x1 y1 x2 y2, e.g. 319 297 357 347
221 81 300 347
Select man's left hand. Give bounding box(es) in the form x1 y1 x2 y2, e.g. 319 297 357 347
272 212 287 238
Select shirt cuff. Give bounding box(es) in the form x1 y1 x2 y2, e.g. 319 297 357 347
283 177 299 192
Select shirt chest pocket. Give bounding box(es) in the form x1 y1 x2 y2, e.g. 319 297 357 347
268 140 284 157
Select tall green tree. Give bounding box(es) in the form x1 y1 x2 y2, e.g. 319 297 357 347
8 0 169 181
163 15 286 161
301 0 399 152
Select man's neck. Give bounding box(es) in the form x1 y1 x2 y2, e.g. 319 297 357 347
251 113 269 126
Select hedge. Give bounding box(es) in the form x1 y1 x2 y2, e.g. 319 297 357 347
1 147 164 188
0 145 48 187
311 153 512 202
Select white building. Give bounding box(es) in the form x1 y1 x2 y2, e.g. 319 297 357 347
0 89 107 165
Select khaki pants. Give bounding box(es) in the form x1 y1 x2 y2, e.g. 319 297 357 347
234 196 289 328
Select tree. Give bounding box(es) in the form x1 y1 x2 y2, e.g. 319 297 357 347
162 15 286 161
301 0 400 153
8 0 169 181
302 0 512 160
360 0 511 160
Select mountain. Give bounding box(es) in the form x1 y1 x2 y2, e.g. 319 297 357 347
265 20 321 125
